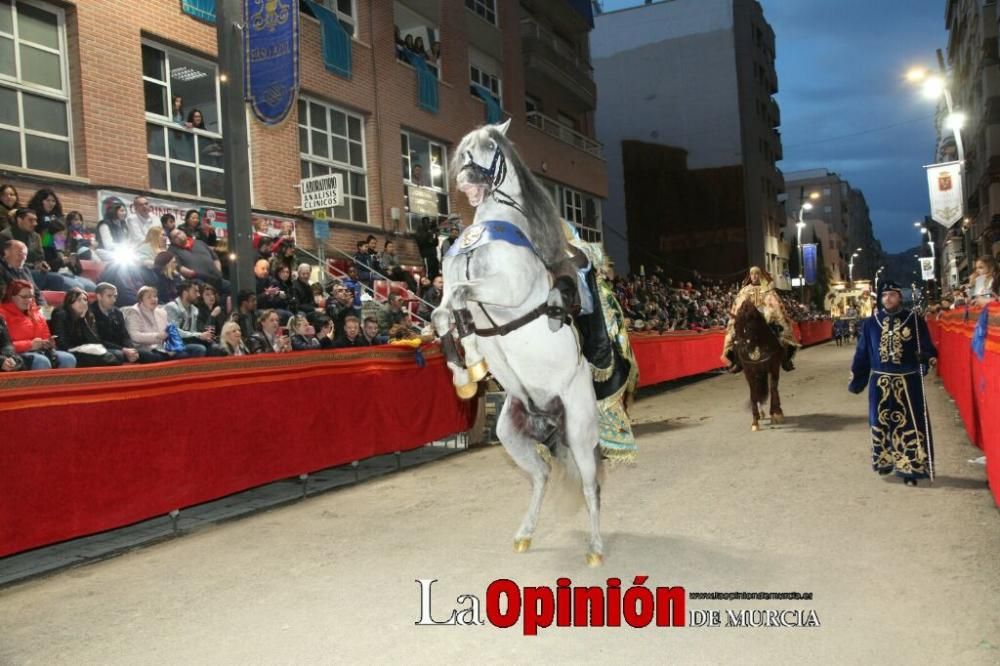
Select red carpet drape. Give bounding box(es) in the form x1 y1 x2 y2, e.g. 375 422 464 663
0 348 474 557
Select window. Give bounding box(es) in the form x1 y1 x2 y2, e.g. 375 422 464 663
143 42 223 199
0 0 72 174
561 185 602 243
525 94 540 115
469 49 501 104
465 0 496 26
306 0 356 37
299 97 367 224
401 130 448 230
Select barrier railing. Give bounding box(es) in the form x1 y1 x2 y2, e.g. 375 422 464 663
925 304 1000 507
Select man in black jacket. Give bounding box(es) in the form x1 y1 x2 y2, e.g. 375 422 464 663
334 316 367 348
0 313 24 372
89 282 141 364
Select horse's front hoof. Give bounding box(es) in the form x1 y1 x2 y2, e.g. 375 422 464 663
751 423 760 432
771 414 784 425
467 358 489 383
513 538 531 553
455 382 478 400
586 552 604 568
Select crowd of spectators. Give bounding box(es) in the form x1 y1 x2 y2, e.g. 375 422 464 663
612 269 825 334
0 184 437 374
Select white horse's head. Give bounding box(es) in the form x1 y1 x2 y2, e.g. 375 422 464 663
453 118 513 208
451 119 567 268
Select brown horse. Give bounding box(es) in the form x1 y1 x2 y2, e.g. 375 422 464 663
733 299 784 431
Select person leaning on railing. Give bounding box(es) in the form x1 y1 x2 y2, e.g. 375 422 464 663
49 288 123 368
966 255 997 307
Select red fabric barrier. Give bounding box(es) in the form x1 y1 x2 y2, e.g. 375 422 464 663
0 348 474 557
930 305 1000 507
630 331 726 388
795 320 833 346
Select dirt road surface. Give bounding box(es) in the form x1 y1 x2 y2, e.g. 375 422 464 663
1 343 998 664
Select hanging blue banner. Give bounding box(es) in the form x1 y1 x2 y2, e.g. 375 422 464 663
803 243 818 285
243 0 300 125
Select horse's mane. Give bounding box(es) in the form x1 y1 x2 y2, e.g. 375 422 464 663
735 300 780 348
453 125 568 268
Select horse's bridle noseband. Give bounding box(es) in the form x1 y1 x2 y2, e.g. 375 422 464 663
461 143 527 217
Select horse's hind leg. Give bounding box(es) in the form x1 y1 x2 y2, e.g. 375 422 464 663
746 369 761 431
770 363 784 424
563 378 603 567
497 397 549 553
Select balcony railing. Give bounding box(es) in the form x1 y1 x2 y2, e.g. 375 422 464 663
520 17 592 77
525 111 602 158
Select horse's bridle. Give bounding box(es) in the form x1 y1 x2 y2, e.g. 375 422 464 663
461 144 527 217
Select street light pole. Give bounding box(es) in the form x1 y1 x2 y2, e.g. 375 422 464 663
796 200 813 305
216 0 255 298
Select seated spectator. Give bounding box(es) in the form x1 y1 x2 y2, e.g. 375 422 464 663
219 320 249 356
138 226 166 269
273 264 298 312
288 313 320 351
377 292 410 335
342 265 363 307
153 251 181 304
0 309 25 372
49 288 123 367
292 263 316 315
0 239 44 306
27 187 64 235
353 240 374 286
325 281 360 331
163 280 213 356
1 279 76 370
160 213 177 239
1 208 88 292
63 211 93 258
270 237 297 276
387 322 423 348
231 289 258 339
418 274 443 320
314 314 336 349
122 285 202 362
41 219 96 292
256 235 274 262
168 228 227 294
89 282 141 364
254 258 293 320
95 203 131 262
0 183 20 233
334 315 366 348
125 195 156 248
247 309 291 354
361 316 387 346
197 283 228 336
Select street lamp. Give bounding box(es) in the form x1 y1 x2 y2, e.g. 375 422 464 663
848 252 859 285
796 201 813 304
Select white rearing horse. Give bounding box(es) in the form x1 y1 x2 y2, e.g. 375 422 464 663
431 120 604 567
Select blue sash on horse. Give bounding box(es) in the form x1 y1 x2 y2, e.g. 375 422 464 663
445 220 536 258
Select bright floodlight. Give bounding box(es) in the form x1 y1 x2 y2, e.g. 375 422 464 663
914 221 923 227
802 202 814 211
945 111 966 131
922 75 945 100
906 66 929 83
808 191 821 200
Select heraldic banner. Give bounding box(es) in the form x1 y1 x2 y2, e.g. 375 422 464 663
244 0 300 125
802 243 818 285
925 161 963 228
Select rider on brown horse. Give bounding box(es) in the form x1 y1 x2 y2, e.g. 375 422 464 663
721 267 799 374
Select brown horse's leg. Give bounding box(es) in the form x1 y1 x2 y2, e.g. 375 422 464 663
770 361 784 424
746 367 761 431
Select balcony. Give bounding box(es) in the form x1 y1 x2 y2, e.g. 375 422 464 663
521 17 597 110
768 98 781 128
526 111 602 158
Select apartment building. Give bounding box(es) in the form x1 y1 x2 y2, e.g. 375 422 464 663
0 0 606 267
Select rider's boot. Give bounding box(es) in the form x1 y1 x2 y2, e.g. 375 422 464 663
781 345 797 372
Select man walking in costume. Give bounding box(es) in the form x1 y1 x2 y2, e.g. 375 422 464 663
849 280 937 486
721 266 799 373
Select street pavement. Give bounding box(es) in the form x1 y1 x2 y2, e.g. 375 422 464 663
0 342 997 664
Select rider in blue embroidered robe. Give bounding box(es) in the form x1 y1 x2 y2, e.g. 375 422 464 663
848 280 937 486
